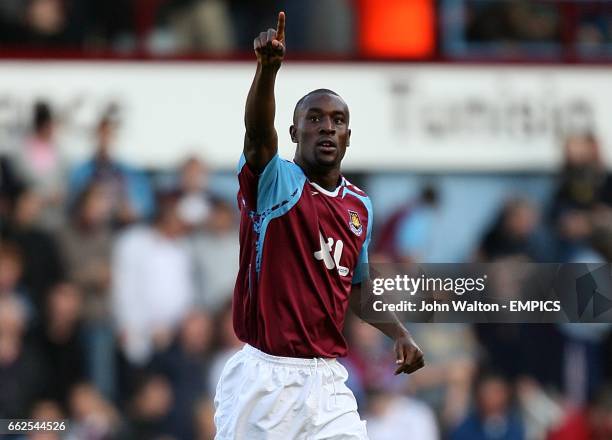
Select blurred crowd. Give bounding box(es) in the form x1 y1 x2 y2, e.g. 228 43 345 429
0 0 611 59
1 92 612 440
0 101 241 439
369 133 612 439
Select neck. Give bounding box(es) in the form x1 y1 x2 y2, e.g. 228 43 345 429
295 159 342 191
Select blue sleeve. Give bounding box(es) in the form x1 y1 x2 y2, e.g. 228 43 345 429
126 170 155 219
396 208 436 258
237 153 305 214
68 162 94 205
397 211 428 255
352 196 373 285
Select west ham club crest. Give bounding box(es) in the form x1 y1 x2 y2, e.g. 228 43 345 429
348 210 363 236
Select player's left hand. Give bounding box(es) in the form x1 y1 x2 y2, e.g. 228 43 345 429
393 332 425 375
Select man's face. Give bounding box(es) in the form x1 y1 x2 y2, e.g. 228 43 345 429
291 93 351 169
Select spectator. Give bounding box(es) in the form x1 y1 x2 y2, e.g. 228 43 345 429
551 133 612 262
552 133 612 213
26 0 67 43
85 0 136 51
0 296 47 418
478 197 545 262
59 183 113 317
69 115 154 227
125 374 175 440
28 399 66 440
0 242 36 327
15 101 66 227
151 310 214 440
366 390 439 440
0 155 24 220
466 1 559 45
0 188 65 314
112 191 195 365
177 156 212 230
190 198 239 312
374 184 440 262
151 0 235 54
450 372 525 440
476 324 564 391
57 182 116 399
283 0 355 55
343 315 400 407
516 377 590 440
558 323 611 405
24 0 88 47
34 282 86 405
405 323 478 428
66 382 124 440
228 0 276 50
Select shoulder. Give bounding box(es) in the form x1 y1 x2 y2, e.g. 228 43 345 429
115 225 153 251
341 177 372 212
342 177 368 197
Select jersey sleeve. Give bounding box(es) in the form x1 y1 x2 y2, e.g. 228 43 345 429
237 153 305 214
352 196 373 285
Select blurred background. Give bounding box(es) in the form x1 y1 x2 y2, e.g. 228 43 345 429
1 1 612 439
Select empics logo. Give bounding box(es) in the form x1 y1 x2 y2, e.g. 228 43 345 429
348 210 363 236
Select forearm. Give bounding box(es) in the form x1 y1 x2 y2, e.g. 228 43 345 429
244 12 285 171
349 284 410 340
244 64 279 143
368 316 410 340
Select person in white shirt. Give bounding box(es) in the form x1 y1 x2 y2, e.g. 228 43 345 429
111 191 195 365
189 199 239 313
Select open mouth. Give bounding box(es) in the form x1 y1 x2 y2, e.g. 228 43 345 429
317 139 337 150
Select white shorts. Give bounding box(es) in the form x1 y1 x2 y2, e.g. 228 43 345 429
214 344 368 440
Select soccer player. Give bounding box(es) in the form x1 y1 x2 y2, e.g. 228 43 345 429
214 12 424 439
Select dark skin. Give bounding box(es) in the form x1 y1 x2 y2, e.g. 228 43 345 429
290 93 350 191
244 12 424 375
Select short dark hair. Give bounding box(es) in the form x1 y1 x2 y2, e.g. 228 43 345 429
293 89 341 124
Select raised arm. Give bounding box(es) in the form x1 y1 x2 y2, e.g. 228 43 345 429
244 11 286 172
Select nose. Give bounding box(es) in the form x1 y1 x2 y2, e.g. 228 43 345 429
318 116 335 135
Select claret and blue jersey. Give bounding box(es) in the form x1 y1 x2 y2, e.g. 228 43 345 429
233 153 372 359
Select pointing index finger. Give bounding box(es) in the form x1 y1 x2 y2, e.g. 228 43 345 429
276 11 286 42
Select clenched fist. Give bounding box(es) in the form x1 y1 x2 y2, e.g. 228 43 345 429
254 11 286 68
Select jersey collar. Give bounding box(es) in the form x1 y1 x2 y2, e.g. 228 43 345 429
309 177 348 197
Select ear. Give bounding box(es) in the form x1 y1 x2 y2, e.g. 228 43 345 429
346 128 352 147
290 125 298 143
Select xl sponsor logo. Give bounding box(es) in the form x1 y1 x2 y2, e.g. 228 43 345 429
314 232 349 277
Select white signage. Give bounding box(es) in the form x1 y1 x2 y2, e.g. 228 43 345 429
0 62 610 171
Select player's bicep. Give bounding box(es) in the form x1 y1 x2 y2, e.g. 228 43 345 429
352 244 369 285
243 130 278 174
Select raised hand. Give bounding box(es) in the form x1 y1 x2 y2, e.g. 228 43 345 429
254 11 286 68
